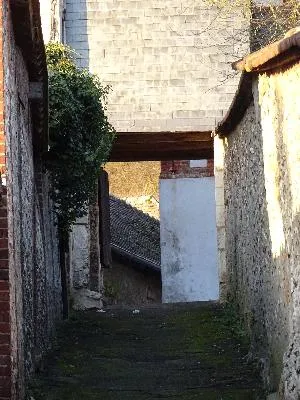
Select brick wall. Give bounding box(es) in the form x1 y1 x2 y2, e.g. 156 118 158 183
62 0 248 132
223 64 300 398
160 159 214 179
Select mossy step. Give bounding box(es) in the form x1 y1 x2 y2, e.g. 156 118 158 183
28 303 265 400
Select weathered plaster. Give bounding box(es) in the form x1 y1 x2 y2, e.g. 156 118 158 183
69 215 102 310
160 177 218 303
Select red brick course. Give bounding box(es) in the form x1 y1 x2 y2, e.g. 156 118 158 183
160 159 214 179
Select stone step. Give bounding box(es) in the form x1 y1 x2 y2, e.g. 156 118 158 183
29 303 265 399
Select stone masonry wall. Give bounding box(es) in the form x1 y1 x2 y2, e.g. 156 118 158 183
223 64 300 398
2 4 62 398
64 0 248 132
0 1 10 398
103 259 161 306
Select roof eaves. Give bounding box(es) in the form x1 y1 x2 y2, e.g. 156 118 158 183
216 72 253 137
217 27 300 137
233 27 300 72
111 245 161 276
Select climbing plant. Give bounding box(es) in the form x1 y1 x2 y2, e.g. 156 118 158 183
46 42 115 232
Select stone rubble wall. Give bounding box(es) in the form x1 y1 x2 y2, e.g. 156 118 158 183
3 5 62 397
103 258 161 306
223 64 300 398
63 0 248 132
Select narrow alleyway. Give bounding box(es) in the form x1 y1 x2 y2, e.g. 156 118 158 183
29 303 264 399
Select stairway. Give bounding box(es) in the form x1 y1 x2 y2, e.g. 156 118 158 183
29 302 264 399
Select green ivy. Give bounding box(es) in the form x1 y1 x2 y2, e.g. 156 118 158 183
45 43 115 233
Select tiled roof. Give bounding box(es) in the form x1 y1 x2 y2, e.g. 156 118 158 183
233 27 300 72
110 196 161 268
217 27 300 137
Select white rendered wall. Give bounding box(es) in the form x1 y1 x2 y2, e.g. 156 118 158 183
40 0 64 43
160 177 219 303
40 0 52 43
69 215 103 310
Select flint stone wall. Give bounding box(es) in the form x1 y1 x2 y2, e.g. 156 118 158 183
4 5 62 395
224 64 300 398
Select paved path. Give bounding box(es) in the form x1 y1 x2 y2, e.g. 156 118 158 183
30 303 264 399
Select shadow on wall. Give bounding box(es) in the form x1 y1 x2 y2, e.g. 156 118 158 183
225 67 300 396
103 259 162 306
225 104 273 373
224 101 287 393
65 0 89 69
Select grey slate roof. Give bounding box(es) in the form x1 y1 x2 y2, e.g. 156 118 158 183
110 196 161 268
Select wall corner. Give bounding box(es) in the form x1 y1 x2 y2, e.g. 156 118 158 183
214 135 227 301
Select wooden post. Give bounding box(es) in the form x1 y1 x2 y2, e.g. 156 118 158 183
58 227 69 319
98 169 112 268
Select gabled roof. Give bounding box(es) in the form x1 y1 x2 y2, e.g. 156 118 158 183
110 196 161 273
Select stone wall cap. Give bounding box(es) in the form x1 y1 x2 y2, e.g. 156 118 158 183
217 27 300 137
216 72 253 137
233 27 300 73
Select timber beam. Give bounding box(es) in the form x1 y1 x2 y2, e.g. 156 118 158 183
109 131 214 161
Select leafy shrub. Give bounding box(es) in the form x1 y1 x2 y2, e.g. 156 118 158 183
45 43 115 232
